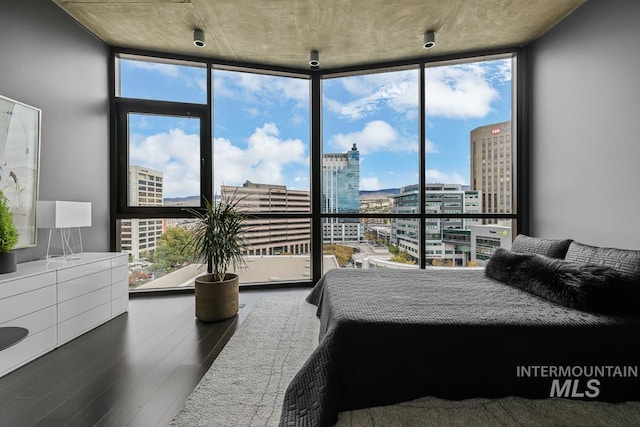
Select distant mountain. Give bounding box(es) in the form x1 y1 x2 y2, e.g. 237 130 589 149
359 188 400 198
163 195 201 206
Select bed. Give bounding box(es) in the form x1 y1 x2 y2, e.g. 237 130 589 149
280 237 640 427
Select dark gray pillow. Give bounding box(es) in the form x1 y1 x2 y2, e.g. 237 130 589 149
485 248 625 314
564 241 640 283
511 234 573 259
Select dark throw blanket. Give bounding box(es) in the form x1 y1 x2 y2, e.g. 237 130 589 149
280 268 640 427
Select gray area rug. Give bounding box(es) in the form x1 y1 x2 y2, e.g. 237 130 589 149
170 296 319 427
170 296 640 427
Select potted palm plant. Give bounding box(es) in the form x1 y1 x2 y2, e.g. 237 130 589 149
0 190 18 273
184 192 248 322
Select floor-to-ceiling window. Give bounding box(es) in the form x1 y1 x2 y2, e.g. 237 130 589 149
211 68 313 283
114 56 211 290
318 55 517 271
423 56 516 267
321 67 420 270
111 50 522 291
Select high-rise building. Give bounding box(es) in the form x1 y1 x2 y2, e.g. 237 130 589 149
390 183 482 265
470 121 512 216
221 181 311 255
322 143 362 243
121 166 164 260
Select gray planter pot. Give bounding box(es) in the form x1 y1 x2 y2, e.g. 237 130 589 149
0 251 16 274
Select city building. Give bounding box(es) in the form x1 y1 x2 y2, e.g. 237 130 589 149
470 121 512 217
391 184 482 265
120 166 164 260
222 181 311 256
322 143 362 244
470 224 513 263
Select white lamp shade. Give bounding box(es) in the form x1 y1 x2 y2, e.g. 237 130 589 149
37 201 92 229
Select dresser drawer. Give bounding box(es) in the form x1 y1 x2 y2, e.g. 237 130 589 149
0 286 57 324
111 254 128 268
57 259 112 283
0 306 57 336
58 269 111 303
112 265 128 284
58 303 110 345
112 278 128 298
112 295 128 317
58 287 111 323
0 271 56 300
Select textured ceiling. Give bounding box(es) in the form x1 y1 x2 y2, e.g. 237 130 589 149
53 0 586 70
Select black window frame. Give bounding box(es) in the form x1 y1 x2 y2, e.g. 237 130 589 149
109 46 528 291
115 99 211 216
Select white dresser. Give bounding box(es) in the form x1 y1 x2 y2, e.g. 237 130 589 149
0 253 129 377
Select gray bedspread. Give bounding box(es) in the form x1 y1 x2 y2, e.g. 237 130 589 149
280 268 640 427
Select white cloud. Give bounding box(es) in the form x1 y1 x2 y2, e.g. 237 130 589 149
245 107 260 118
213 123 308 192
331 121 401 154
290 114 304 125
129 128 200 199
211 137 249 188
195 77 207 93
127 60 181 78
130 123 307 198
329 120 437 155
426 169 468 185
293 173 310 189
493 58 512 83
341 77 372 96
125 59 205 93
327 70 418 120
426 139 439 154
136 117 150 130
325 61 506 122
425 64 499 119
360 176 381 191
213 70 309 107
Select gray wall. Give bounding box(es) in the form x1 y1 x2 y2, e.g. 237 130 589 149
0 0 110 261
530 0 640 249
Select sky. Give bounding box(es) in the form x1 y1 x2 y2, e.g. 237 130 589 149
121 56 512 199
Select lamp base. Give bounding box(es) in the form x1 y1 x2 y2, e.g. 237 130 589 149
46 228 84 261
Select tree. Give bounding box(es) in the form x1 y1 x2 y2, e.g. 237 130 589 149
152 227 195 271
387 244 400 255
390 250 415 264
323 244 354 267
129 269 150 287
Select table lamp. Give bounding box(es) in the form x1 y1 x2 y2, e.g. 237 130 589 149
36 201 92 260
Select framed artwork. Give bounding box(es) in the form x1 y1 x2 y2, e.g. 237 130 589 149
0 94 41 248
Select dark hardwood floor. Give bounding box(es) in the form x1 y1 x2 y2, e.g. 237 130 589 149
0 287 308 427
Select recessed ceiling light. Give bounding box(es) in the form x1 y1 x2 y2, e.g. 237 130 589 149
309 50 320 68
423 31 436 49
193 28 205 47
